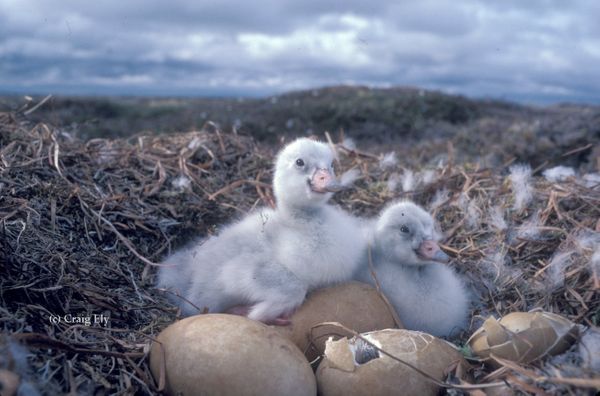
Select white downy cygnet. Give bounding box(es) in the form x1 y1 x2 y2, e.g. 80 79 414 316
157 138 365 324
356 201 469 337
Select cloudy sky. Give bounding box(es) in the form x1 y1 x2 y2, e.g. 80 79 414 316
1 1 599 103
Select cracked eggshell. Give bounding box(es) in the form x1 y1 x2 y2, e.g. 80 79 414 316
274 282 400 362
150 314 316 396
316 329 466 396
468 311 578 366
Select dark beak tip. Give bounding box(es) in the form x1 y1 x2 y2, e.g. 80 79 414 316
325 183 348 193
434 250 451 263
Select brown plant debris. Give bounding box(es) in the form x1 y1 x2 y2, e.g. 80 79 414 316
1 111 599 394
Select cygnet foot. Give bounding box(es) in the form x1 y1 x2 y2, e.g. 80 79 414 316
266 316 292 326
226 305 251 316
226 304 294 325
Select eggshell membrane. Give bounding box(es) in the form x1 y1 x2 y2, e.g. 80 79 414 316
149 314 316 396
316 329 466 396
273 282 400 362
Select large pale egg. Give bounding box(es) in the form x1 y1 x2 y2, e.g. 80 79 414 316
274 282 401 362
316 329 466 396
149 314 316 396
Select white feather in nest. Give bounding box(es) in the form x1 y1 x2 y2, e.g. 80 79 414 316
400 169 416 192
545 326 600 381
379 151 398 170
339 168 361 187
479 246 523 290
386 172 400 192
578 328 600 372
591 247 600 284
576 231 600 284
546 251 574 290
341 137 356 151
508 164 533 212
385 168 438 193
543 166 575 182
457 192 481 230
541 230 600 291
581 173 600 188
419 169 437 186
516 210 542 240
429 188 450 211
488 205 508 231
171 175 192 192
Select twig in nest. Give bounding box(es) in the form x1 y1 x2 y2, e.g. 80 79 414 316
157 287 207 315
208 179 271 201
23 94 52 116
491 354 600 389
561 143 593 158
324 131 341 167
78 195 161 266
255 170 275 208
12 333 144 359
145 160 166 196
49 127 65 179
337 144 380 160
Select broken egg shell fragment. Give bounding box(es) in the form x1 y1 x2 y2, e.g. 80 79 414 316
273 282 400 362
467 311 578 366
316 329 466 396
149 314 316 396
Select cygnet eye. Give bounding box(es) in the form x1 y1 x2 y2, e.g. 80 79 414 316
295 158 305 167
400 225 410 234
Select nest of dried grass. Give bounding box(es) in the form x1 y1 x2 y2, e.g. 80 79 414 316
1 112 599 394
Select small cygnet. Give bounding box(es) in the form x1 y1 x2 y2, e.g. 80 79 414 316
157 138 365 324
356 200 469 337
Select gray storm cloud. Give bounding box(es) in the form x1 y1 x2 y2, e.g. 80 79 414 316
0 0 599 103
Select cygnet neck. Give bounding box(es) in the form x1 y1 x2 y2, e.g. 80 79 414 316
277 201 325 221
373 238 420 268
370 242 389 265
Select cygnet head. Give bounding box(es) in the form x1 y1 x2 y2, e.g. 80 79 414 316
374 201 449 265
273 138 343 210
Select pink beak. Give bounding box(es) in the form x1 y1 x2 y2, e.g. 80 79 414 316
416 240 450 263
310 169 344 193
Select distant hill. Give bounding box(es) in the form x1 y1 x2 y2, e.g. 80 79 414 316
1 85 598 170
